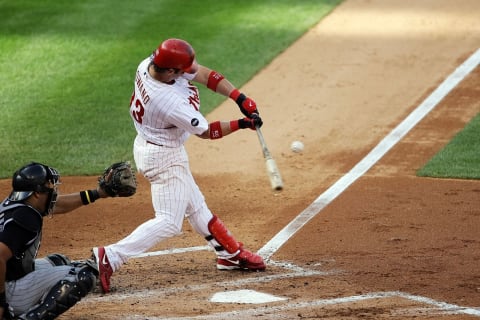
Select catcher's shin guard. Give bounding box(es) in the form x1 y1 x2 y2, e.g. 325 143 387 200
19 265 96 320
45 253 71 266
205 215 240 255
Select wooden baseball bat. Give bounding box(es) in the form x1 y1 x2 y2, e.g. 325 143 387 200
255 126 284 191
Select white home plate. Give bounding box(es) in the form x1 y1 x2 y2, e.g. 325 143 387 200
210 289 287 304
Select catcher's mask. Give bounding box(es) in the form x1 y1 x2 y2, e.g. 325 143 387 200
152 38 198 74
8 162 60 216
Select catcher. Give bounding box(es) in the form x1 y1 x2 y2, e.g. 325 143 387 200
0 161 136 320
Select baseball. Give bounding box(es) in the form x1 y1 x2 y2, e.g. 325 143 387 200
290 141 304 153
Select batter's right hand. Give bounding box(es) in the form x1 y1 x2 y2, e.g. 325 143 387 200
238 114 263 130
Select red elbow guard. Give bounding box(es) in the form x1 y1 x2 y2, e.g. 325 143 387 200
207 71 225 92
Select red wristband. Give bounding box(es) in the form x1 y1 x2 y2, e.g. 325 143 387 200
209 121 223 139
207 71 225 92
229 89 241 101
229 120 240 132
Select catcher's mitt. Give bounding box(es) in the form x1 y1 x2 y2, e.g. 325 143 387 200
98 161 137 197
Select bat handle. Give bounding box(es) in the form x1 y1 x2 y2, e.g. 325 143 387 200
255 125 266 147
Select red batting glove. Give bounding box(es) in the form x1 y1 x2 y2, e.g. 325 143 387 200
230 89 259 117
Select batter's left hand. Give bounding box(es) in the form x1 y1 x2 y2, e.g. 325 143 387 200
230 89 259 116
238 95 258 117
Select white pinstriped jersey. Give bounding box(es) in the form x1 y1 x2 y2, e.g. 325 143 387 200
129 57 209 147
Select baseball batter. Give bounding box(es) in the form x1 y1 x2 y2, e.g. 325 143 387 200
92 38 266 293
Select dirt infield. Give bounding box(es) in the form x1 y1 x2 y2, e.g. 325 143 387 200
1 0 479 319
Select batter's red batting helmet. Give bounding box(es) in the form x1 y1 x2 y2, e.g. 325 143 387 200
153 38 198 74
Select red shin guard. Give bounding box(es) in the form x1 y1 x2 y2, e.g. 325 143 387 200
207 215 240 254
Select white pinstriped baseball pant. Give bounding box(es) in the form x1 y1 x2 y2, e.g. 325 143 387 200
104 135 233 271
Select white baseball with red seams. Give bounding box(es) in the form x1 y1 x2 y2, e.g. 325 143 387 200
291 140 304 153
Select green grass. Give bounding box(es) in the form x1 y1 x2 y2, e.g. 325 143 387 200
417 112 480 179
1 1 478 182
0 0 341 177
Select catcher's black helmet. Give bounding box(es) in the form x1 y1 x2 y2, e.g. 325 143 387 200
8 162 60 215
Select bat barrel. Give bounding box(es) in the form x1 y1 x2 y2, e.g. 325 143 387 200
256 126 284 191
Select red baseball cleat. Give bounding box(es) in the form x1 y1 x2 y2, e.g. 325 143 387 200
217 248 266 271
92 247 113 293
